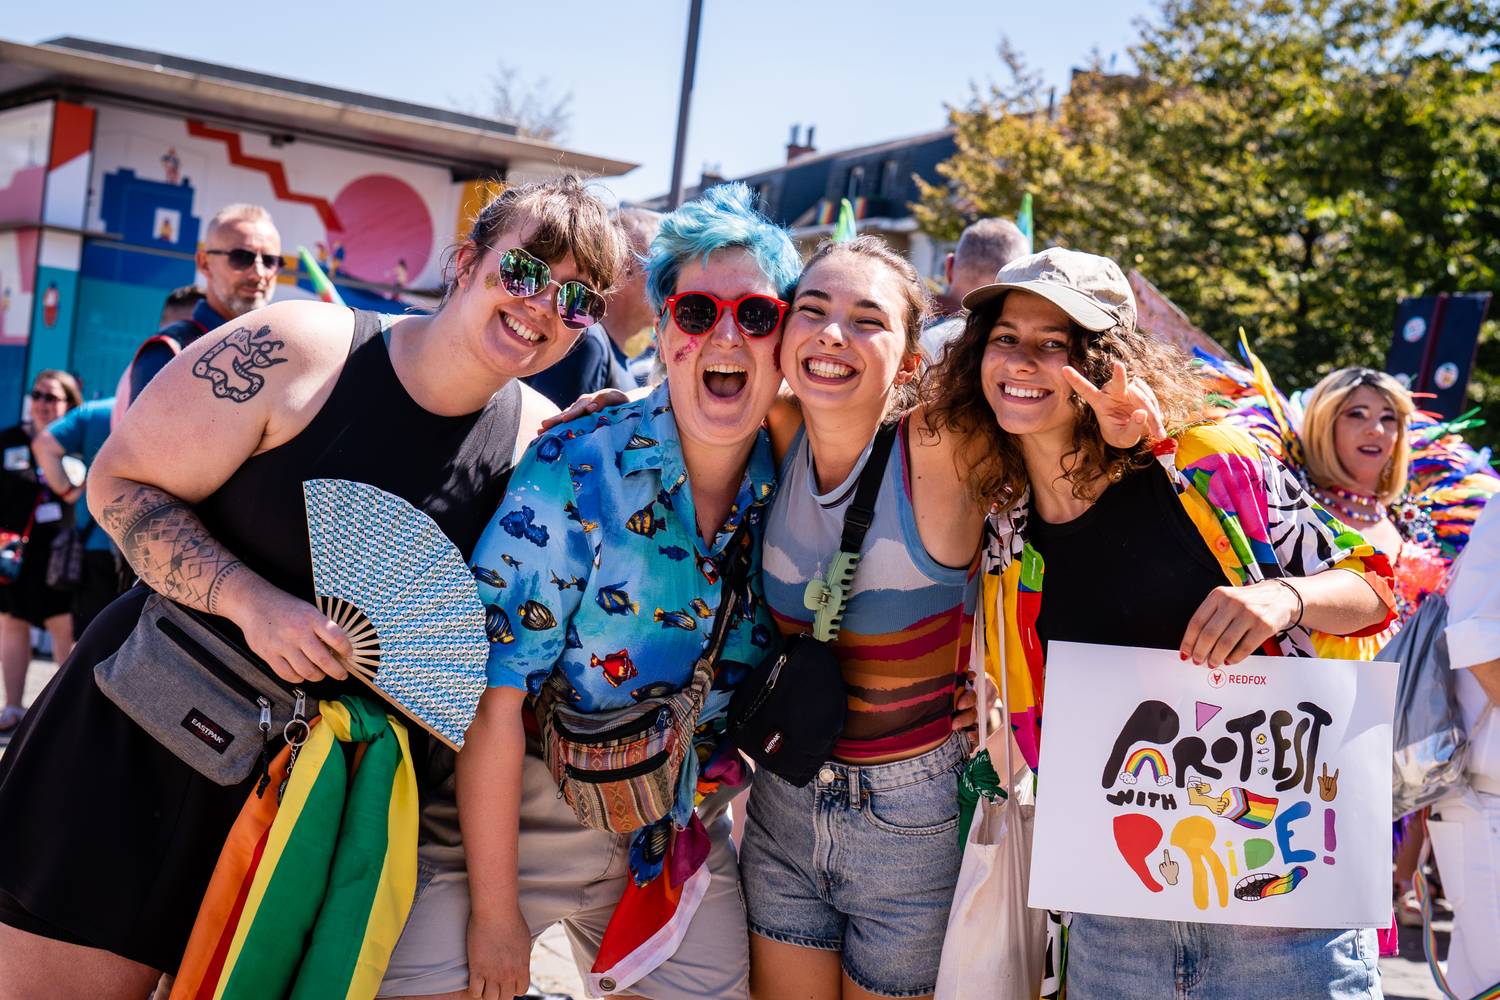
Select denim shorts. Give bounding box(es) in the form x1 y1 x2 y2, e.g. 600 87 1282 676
739 733 966 998
1065 913 1381 1000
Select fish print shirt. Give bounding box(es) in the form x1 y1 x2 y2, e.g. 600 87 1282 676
474 381 779 716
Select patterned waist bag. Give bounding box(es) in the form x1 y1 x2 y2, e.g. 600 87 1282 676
532 526 750 834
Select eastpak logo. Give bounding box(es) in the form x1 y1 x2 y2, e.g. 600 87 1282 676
182 709 233 754
762 731 783 756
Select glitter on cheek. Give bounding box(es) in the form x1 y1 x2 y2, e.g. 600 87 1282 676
672 336 701 365
484 273 500 289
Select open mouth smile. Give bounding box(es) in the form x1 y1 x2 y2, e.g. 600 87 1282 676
803 357 856 382
703 362 748 399
1001 382 1052 401
503 313 545 345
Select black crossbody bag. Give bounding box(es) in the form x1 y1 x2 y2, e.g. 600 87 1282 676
728 422 897 786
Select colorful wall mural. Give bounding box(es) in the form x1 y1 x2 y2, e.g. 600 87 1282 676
0 98 491 418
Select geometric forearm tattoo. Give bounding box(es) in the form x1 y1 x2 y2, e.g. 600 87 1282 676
99 483 245 615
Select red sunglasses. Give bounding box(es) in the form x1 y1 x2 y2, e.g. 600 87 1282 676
662 291 788 338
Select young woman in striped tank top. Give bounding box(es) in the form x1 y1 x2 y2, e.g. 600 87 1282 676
741 237 993 1000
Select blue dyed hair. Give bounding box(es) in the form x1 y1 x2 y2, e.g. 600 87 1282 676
644 182 801 317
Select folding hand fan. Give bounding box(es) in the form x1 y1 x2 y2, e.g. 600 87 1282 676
303 479 487 750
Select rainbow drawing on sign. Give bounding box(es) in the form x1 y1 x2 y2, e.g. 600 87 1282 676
1120 747 1172 786
1233 865 1308 901
1221 787 1278 829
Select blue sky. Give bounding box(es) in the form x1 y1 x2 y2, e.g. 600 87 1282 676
6 0 1159 202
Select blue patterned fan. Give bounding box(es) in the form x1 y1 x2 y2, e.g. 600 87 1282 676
303 479 487 750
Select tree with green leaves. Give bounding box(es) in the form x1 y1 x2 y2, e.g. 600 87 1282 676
917 0 1500 447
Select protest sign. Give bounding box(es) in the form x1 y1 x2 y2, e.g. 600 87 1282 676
1029 641 1396 928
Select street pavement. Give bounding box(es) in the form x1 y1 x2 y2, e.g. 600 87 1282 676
2 657 1447 999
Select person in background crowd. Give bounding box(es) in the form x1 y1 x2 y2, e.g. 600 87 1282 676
521 206 662 406
158 285 205 329
120 204 282 409
919 217 1030 364
1429 498 1500 998
1201 356 1500 924
0 176 620 998
0 371 82 731
927 247 1395 999
32 395 130 637
382 183 798 1000
611 207 665 385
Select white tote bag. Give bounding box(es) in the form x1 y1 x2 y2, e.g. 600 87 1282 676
934 589 1047 1000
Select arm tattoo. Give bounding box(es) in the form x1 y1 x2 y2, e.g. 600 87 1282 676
100 484 246 614
192 324 287 403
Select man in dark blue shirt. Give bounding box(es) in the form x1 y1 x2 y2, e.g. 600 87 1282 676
125 204 281 404
522 207 661 405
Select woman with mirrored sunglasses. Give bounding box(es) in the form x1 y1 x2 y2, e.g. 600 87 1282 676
0 176 626 998
389 182 800 1000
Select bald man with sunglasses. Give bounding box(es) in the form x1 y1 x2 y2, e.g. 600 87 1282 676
123 204 282 405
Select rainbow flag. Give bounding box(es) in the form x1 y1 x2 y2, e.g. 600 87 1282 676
1017 193 1034 254
299 247 346 306
832 198 857 243
171 696 418 1000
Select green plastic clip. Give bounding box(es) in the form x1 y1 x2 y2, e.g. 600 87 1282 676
802 550 861 641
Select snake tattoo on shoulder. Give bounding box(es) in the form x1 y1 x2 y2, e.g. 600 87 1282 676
192 324 288 403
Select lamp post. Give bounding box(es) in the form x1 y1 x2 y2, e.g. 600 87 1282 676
666 0 704 210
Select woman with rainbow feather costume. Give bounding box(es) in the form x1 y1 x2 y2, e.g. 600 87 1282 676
923 247 1395 999
1197 335 1499 653
1198 338 1500 928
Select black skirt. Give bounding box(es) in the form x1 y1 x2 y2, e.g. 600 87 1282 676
0 586 256 972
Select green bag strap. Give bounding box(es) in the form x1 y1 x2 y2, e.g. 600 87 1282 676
802 421 899 642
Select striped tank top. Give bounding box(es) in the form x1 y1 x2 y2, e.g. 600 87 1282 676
762 417 972 762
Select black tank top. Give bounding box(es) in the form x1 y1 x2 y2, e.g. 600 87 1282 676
1029 462 1226 652
195 309 523 601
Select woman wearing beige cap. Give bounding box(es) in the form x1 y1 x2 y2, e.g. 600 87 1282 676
923 247 1397 997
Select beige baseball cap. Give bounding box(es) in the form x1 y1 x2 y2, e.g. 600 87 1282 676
962 247 1137 334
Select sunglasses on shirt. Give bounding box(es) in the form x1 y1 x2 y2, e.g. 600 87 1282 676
204 248 284 272
490 247 607 331
662 291 788 338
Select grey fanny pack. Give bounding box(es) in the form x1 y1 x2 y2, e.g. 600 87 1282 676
95 594 301 786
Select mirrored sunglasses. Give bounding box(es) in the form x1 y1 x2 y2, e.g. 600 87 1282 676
493 247 607 331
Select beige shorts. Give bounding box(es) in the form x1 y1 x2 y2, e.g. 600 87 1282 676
378 753 749 999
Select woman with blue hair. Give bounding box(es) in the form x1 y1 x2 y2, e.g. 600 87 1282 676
380 183 800 1000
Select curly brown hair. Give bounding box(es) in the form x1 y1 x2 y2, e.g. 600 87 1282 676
922 291 1206 508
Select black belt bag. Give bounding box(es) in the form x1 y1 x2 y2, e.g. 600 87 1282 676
728 423 897 787
94 594 300 786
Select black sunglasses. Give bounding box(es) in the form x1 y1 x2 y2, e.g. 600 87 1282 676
205 248 284 272
29 390 67 404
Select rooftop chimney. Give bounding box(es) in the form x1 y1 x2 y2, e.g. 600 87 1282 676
785 123 817 163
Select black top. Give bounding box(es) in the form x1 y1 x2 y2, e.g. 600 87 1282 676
1029 463 1226 651
521 323 634 409
195 309 523 602
0 425 49 534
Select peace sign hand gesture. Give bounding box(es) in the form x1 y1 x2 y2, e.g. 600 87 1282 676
1062 361 1167 450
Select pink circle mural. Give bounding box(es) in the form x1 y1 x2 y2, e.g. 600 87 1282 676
327 174 433 286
